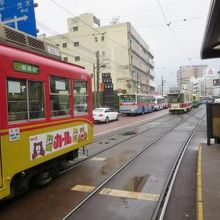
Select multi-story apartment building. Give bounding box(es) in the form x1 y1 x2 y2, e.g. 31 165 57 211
177 65 207 91
40 13 155 94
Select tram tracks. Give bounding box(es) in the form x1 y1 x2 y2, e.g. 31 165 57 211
62 107 205 219
61 107 203 175
60 114 177 174
152 118 202 220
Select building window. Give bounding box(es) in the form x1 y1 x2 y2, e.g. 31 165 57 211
74 80 88 115
7 79 45 121
75 56 80 61
63 57 68 62
74 42 79 47
73 26 78 31
50 76 70 117
62 42 67 48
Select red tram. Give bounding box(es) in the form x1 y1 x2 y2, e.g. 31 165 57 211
167 88 192 114
0 24 93 200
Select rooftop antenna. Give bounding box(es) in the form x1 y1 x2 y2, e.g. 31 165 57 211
111 16 120 24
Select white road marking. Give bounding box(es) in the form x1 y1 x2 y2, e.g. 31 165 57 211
71 184 160 202
90 157 106 161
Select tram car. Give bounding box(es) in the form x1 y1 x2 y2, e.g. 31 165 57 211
192 94 200 108
0 24 93 200
167 88 192 114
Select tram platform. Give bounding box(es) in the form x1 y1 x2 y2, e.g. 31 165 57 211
200 143 220 220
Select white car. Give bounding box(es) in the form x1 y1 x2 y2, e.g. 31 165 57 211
214 98 220 103
93 107 119 123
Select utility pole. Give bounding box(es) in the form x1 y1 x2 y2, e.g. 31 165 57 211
96 51 100 107
161 75 164 96
93 64 96 108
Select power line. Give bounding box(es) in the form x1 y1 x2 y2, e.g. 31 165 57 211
156 0 193 65
48 0 129 51
37 20 125 68
37 21 96 63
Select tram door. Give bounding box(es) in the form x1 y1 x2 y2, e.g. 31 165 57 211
0 87 1 187
0 143 2 187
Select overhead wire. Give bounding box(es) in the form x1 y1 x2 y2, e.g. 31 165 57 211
48 0 129 51
37 20 125 68
156 0 193 65
37 21 96 64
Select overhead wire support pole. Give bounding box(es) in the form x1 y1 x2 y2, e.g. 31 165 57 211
93 64 96 108
96 51 100 107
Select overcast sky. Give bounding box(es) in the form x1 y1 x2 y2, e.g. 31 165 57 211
35 0 219 90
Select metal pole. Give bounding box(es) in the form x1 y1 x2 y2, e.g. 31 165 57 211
161 75 163 96
93 64 96 108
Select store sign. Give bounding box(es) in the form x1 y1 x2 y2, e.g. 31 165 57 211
13 61 39 74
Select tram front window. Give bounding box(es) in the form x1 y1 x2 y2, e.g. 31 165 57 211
50 76 70 117
28 81 45 119
168 94 184 103
74 80 88 115
7 79 45 122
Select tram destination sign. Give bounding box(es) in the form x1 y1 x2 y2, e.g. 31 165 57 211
13 61 39 74
169 87 180 94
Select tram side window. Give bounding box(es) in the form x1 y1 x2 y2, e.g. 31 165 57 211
28 81 45 119
50 76 70 117
74 80 88 115
7 79 45 122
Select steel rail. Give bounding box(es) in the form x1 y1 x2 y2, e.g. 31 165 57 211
152 113 205 220
60 114 178 175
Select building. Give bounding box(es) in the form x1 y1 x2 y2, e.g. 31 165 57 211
40 13 155 94
177 65 207 91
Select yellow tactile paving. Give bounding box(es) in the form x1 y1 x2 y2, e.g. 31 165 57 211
197 144 203 220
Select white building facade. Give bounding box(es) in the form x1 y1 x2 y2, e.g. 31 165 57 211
40 13 155 94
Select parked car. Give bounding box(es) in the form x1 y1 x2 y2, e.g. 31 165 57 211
93 107 119 123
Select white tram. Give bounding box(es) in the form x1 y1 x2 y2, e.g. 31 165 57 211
167 88 192 114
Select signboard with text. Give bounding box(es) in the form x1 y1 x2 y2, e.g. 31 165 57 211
0 0 37 36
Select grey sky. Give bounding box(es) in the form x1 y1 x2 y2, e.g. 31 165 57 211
35 0 219 91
